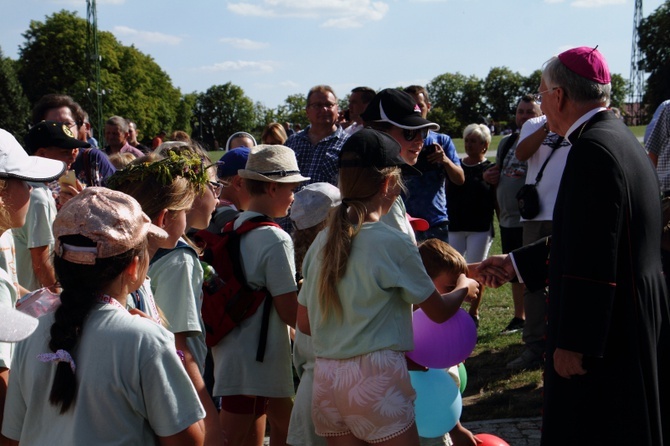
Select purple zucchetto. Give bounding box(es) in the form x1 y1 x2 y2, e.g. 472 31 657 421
558 46 611 84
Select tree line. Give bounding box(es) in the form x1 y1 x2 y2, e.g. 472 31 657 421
1 5 668 148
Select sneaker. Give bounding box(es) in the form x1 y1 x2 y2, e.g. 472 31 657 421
506 348 543 370
500 317 525 334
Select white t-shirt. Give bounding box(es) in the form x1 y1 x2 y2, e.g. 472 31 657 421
298 221 436 359
380 196 416 244
518 116 572 222
2 304 205 445
211 211 297 398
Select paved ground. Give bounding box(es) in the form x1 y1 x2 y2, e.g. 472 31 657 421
464 417 542 446
264 417 542 445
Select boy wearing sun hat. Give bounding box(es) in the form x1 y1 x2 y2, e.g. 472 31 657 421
211 144 309 445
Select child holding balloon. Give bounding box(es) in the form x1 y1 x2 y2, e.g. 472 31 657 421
297 129 479 445
417 238 481 446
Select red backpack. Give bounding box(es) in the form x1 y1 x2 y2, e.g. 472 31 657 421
194 216 280 361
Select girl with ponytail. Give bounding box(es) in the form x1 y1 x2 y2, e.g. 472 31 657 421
2 188 205 445
296 129 479 445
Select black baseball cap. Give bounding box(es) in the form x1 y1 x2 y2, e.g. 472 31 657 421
360 89 440 131
25 121 91 154
339 128 420 175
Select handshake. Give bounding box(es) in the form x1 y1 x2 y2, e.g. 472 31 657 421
473 254 517 288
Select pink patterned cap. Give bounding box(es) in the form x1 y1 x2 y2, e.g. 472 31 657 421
53 187 168 264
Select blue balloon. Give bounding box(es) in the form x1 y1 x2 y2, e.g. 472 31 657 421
410 368 462 437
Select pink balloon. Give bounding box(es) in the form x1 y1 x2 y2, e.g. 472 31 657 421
474 433 510 446
406 308 477 369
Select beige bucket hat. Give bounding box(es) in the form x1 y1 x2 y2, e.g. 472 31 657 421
238 144 310 183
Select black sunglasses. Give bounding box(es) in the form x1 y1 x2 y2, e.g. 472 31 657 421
402 128 428 142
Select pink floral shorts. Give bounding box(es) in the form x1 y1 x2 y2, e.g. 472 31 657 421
312 350 416 443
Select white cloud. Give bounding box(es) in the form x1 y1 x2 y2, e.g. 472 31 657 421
227 0 389 28
113 26 182 45
570 0 625 6
195 60 276 73
220 38 269 50
279 80 300 88
544 0 564 3
49 0 125 5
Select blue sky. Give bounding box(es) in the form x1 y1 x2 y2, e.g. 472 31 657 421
0 0 663 109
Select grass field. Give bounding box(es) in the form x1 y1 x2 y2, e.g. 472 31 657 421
207 123 648 421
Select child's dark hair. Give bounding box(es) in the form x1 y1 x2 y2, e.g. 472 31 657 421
48 234 146 413
418 238 468 279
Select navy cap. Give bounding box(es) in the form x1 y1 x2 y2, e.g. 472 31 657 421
217 146 251 179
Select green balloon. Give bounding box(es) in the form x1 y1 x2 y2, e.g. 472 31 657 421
457 362 467 394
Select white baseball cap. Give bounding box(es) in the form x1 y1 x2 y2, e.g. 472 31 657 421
0 307 38 342
290 182 341 230
0 129 66 182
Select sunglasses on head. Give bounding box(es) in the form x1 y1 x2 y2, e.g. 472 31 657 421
402 128 428 142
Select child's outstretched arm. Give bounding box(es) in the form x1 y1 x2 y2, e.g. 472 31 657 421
417 274 479 323
449 421 482 446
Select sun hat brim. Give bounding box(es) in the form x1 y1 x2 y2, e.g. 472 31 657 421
237 169 311 183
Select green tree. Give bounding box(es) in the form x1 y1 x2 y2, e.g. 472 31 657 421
484 67 524 124
174 92 197 138
0 47 30 139
275 94 308 129
17 10 183 141
520 70 543 95
194 83 255 149
638 0 670 113
427 72 485 135
113 45 182 139
609 73 628 110
18 10 89 104
253 101 276 136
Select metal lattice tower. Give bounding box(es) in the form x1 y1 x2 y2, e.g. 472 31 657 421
629 0 644 125
86 0 103 145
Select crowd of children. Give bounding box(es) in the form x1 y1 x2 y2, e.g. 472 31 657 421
0 121 486 446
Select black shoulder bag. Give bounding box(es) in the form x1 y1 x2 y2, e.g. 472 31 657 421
516 136 564 219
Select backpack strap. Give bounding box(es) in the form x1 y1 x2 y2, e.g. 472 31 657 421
151 240 196 265
224 215 280 362
499 132 519 166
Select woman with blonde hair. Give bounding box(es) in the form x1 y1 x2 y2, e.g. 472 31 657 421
446 123 495 325
261 122 288 145
297 129 479 446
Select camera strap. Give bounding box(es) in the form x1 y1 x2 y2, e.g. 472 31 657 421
533 135 564 185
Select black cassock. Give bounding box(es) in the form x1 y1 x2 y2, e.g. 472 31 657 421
513 110 670 446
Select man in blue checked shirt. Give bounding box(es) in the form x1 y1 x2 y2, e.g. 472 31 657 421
281 85 349 232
